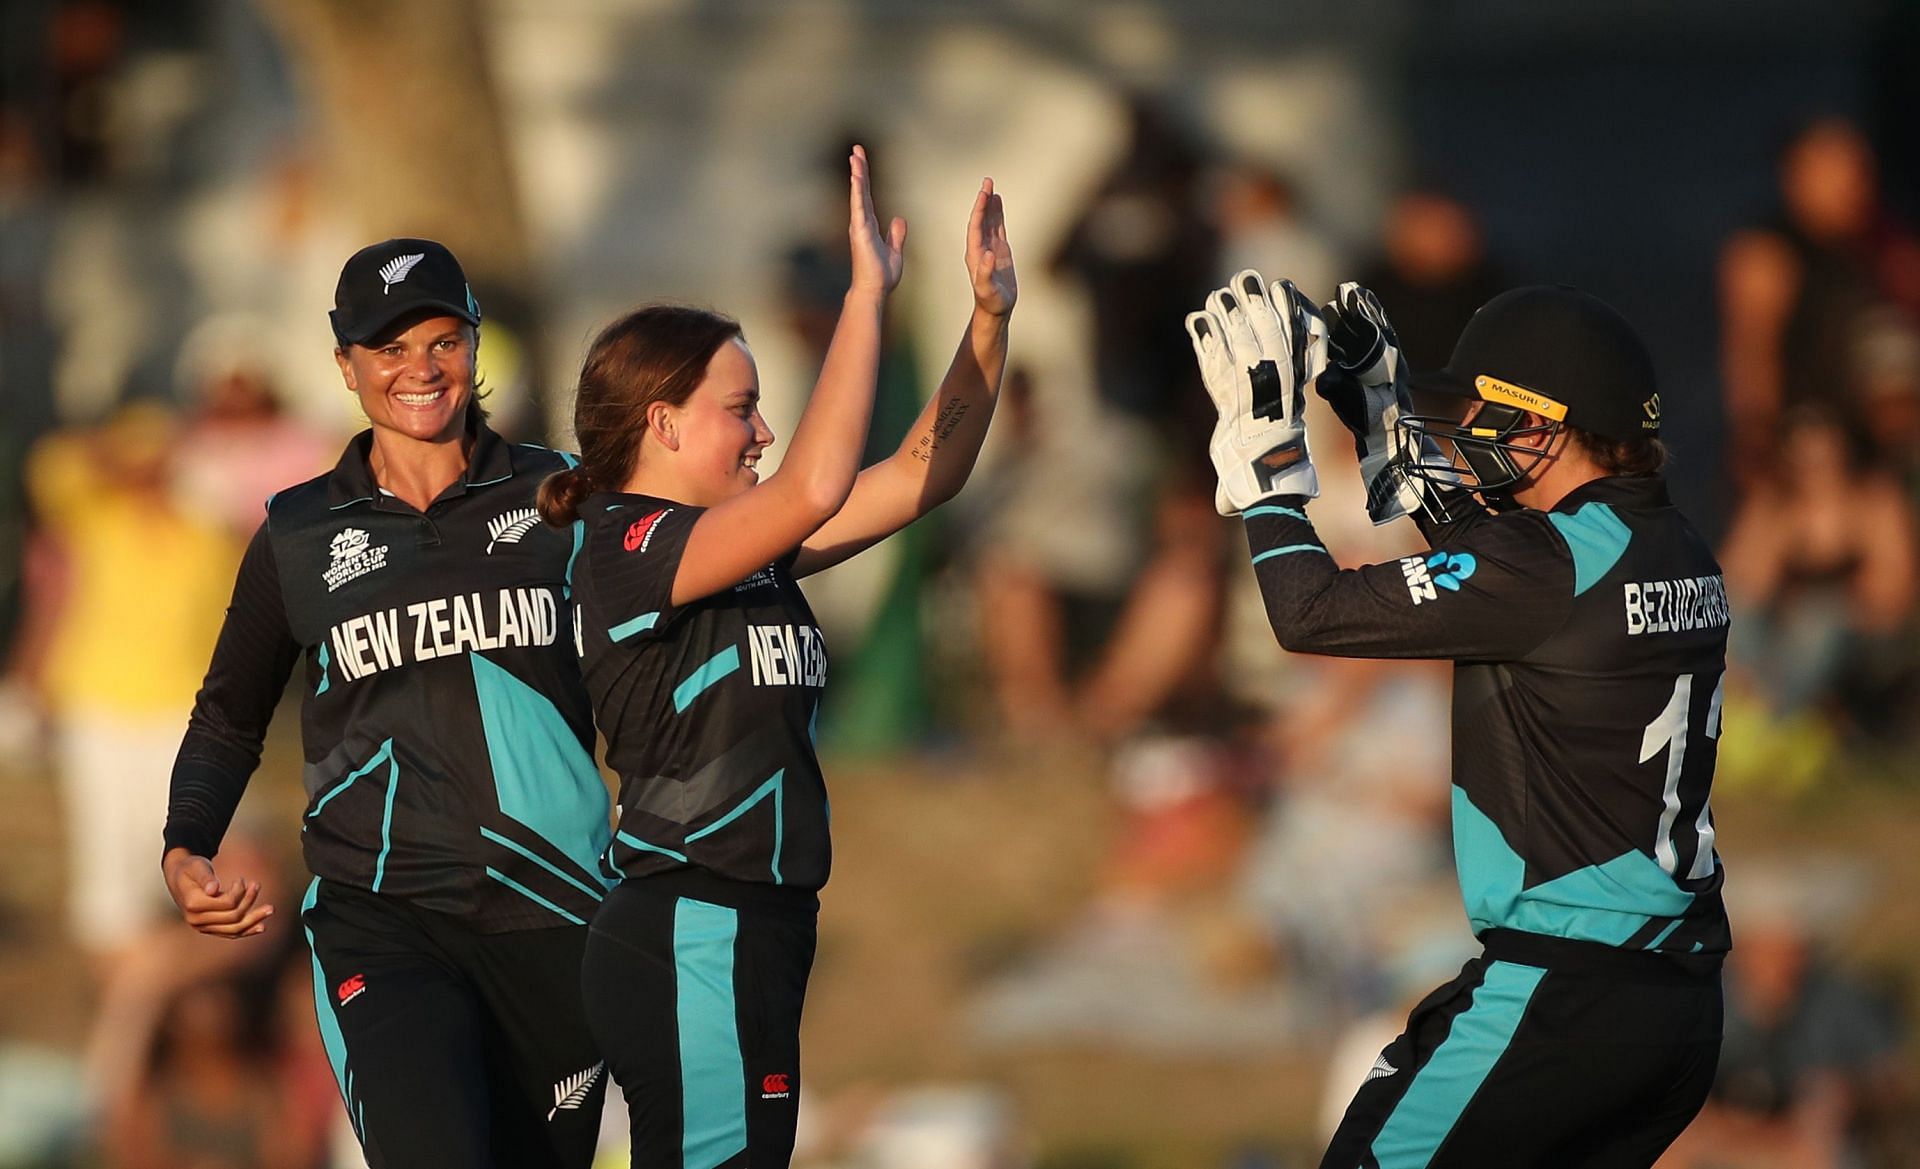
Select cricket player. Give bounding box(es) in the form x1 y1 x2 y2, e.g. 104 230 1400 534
1187 274 1728 1168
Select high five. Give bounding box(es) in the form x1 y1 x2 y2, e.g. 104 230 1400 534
537 146 1014 1168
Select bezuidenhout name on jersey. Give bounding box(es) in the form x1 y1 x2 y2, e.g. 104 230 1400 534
328 587 562 682
1623 574 1729 636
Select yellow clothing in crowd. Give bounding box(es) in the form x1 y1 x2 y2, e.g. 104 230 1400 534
27 416 241 720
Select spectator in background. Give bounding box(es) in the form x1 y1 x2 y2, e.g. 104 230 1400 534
19 402 240 968
1354 189 1505 373
998 95 1232 744
1720 118 1920 492
1659 865 1909 1169
1212 160 1342 305
1719 406 1918 737
100 922 334 1169
1050 94 1218 439
171 314 336 540
1852 306 1920 498
0 106 62 756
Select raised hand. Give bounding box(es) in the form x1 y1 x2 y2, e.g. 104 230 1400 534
1317 281 1454 524
1186 269 1327 515
967 178 1016 317
848 144 906 296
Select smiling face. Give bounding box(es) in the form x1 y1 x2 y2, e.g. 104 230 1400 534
334 313 476 446
652 337 773 504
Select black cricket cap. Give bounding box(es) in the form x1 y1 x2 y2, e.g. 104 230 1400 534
1411 285 1661 442
329 238 481 346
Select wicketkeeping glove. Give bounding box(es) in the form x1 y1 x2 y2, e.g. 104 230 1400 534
1185 269 1326 516
1317 282 1458 525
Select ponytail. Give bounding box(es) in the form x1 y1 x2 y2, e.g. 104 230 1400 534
537 464 594 526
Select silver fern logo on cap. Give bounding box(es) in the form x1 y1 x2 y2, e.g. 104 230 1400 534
378 253 426 294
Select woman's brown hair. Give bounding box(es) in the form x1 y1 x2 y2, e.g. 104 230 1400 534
536 305 744 525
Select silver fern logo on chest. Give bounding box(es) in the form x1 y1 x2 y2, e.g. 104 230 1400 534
486 507 541 554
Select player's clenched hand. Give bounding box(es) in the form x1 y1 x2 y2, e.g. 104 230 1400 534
966 178 1016 318
162 846 273 939
848 144 906 297
1185 269 1325 515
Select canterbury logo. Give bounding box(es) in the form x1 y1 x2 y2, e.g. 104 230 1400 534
487 508 541 553
548 1062 605 1121
378 253 426 293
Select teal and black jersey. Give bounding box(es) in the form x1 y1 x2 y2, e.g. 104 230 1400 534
573 493 830 891
1243 474 1730 956
165 423 612 931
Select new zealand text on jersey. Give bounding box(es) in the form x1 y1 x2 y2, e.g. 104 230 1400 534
746 623 828 689
327 587 562 683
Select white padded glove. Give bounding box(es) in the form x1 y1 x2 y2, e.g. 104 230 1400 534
1185 269 1326 516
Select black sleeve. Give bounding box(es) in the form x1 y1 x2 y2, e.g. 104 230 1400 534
1241 494 1574 661
163 522 300 858
1410 485 1495 547
589 504 706 633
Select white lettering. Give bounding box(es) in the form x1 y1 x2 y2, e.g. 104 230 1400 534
1623 575 1728 637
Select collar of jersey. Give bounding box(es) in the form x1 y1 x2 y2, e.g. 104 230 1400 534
326 414 516 510
1550 473 1671 515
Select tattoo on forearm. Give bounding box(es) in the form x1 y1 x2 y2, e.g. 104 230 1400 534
909 399 972 462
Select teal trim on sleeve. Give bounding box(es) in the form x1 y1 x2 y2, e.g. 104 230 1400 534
674 645 741 713
1370 961 1547 1166
481 866 586 925
1242 504 1309 521
1547 502 1631 596
1251 544 1328 565
675 898 748 1169
315 642 332 696
608 611 660 642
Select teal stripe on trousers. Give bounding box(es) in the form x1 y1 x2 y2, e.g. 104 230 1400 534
1370 961 1547 1168
300 879 357 1137
675 898 747 1169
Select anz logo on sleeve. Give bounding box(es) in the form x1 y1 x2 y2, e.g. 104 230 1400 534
1400 551 1478 605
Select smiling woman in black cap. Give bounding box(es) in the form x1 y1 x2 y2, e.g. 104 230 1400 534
1187 275 1729 1169
162 239 612 1168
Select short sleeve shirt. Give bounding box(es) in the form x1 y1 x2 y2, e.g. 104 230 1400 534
573 493 830 890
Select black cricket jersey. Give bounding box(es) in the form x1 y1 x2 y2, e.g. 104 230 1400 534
165 423 613 932
572 493 830 891
1244 475 1731 956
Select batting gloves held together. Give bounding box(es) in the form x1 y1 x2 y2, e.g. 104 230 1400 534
1186 270 1326 516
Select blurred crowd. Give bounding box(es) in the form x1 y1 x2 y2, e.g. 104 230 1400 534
3 2 1920 1169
